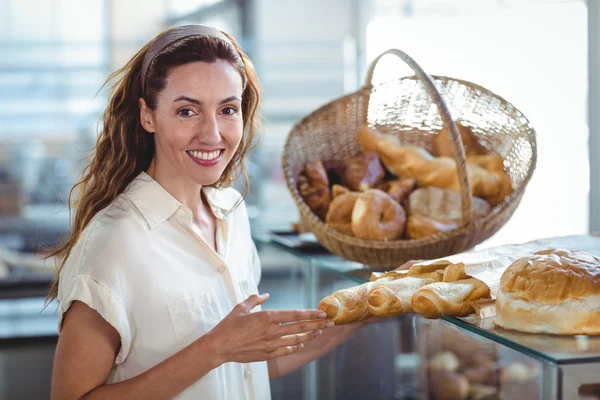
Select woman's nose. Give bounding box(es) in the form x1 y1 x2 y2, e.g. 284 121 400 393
197 113 220 144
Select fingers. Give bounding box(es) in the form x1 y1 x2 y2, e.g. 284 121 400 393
236 293 270 314
267 309 328 324
266 344 303 359
265 331 321 352
273 319 333 337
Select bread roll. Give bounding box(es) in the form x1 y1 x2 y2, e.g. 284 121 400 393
494 248 600 335
318 282 373 325
429 351 460 372
366 273 439 317
429 371 469 400
406 215 458 239
468 385 499 400
412 278 491 319
408 187 492 223
462 359 497 386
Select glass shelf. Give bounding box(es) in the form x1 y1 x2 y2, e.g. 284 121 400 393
450 315 600 365
259 235 600 367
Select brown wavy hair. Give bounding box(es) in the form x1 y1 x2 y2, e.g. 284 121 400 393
47 28 262 301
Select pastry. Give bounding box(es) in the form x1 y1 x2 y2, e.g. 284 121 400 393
351 189 406 241
366 272 440 317
318 282 373 325
298 161 330 220
406 215 458 239
377 178 416 203
411 277 491 319
357 126 502 200
339 152 385 191
408 187 492 222
326 191 359 236
467 155 513 206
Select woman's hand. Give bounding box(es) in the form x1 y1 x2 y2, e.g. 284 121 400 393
206 293 334 365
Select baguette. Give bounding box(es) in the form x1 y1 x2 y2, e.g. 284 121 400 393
411 277 491 319
367 273 440 317
318 282 373 325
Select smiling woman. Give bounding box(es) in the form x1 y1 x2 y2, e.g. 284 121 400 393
44 25 367 400
140 60 245 188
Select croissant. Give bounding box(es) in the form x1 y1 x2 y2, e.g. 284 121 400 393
298 161 330 220
411 277 491 319
318 282 373 325
357 126 502 200
468 155 513 206
377 178 416 203
339 152 385 191
366 272 440 317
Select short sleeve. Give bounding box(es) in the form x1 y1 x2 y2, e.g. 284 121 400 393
59 274 132 365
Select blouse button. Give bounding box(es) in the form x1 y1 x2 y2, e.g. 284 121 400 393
217 265 226 274
244 368 252 379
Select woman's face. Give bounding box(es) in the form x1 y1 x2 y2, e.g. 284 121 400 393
140 60 244 187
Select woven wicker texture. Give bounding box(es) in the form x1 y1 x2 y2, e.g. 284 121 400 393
282 49 536 268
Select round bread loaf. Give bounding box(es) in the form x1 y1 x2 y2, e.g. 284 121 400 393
494 249 600 335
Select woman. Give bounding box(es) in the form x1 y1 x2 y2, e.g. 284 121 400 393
49 25 371 400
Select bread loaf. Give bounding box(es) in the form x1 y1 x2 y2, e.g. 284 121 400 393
494 249 600 335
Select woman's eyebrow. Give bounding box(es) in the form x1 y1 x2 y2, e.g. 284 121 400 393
172 95 240 105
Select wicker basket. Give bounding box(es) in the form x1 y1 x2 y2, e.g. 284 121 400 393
282 49 536 268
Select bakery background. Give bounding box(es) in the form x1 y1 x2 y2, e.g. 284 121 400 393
0 0 598 399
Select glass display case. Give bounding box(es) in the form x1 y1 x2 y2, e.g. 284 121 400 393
257 232 600 400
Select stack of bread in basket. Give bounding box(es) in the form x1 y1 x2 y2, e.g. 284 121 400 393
298 122 512 241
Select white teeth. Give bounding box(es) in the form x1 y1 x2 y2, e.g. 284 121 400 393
188 150 220 161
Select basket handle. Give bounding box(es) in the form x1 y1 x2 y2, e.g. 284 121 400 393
362 48 473 228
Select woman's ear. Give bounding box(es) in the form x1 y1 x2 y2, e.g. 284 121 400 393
139 98 156 133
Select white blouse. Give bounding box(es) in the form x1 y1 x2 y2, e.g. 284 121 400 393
57 171 271 400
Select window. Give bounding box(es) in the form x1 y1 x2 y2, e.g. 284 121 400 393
366 0 588 248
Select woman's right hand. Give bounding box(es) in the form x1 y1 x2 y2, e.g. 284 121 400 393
206 293 333 364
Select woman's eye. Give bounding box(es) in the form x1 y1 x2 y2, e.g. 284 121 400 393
221 106 237 116
177 108 194 117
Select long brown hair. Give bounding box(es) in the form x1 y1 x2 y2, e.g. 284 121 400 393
47 28 262 301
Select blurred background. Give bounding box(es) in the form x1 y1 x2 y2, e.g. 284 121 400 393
0 0 598 398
